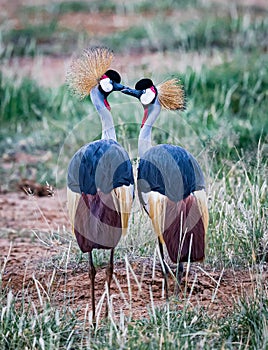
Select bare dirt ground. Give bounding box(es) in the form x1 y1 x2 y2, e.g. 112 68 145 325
0 232 264 321
0 188 265 321
1 0 267 322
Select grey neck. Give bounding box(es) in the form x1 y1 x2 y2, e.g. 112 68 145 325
90 86 117 141
138 100 161 157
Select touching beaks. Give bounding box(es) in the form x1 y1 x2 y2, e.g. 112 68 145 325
121 87 143 99
112 81 125 91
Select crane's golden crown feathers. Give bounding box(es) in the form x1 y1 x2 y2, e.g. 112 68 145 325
66 47 114 99
157 78 185 111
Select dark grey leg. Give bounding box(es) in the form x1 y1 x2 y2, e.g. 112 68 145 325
105 248 114 317
158 237 169 301
88 251 96 326
174 262 184 295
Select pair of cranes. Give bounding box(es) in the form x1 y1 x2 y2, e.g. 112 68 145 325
66 47 209 323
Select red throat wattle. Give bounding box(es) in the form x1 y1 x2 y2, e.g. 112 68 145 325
104 99 111 111
141 108 148 128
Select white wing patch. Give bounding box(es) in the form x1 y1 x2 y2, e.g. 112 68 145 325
67 187 81 233
143 191 167 244
140 191 149 212
193 189 209 233
112 184 134 235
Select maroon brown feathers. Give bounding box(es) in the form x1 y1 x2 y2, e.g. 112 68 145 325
163 194 207 263
74 192 123 252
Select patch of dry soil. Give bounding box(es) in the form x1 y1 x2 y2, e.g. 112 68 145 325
0 190 265 322
0 189 68 232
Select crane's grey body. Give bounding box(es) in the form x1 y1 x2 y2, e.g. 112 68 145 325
68 139 134 195
138 143 205 203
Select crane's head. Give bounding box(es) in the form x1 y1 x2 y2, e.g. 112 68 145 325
122 77 185 126
122 78 185 109
66 46 124 109
98 69 124 110
122 78 157 105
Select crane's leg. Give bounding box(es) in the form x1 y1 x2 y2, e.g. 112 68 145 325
174 262 184 295
158 238 169 301
105 248 114 317
178 262 184 283
88 251 96 326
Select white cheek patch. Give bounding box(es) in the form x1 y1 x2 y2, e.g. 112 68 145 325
100 77 113 92
140 88 155 105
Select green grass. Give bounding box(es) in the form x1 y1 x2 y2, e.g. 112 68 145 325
0 72 88 132
102 11 268 53
219 292 268 349
22 0 200 16
0 271 267 349
0 291 79 349
179 14 268 51
0 24 87 57
159 53 268 171
2 3 267 58
207 143 267 267
0 72 90 188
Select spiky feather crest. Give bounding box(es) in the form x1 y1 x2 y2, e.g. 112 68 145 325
157 78 185 110
66 47 114 99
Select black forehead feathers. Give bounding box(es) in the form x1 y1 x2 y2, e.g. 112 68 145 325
135 78 154 90
105 69 121 83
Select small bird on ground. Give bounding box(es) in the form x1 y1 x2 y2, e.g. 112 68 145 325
66 47 134 324
122 78 209 298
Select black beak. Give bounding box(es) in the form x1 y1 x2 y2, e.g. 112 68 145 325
112 82 125 91
121 87 143 99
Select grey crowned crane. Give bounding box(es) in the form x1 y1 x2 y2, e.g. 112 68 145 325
122 78 209 299
66 47 134 323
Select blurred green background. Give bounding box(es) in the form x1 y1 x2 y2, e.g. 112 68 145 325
0 1 268 349
1 0 267 190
